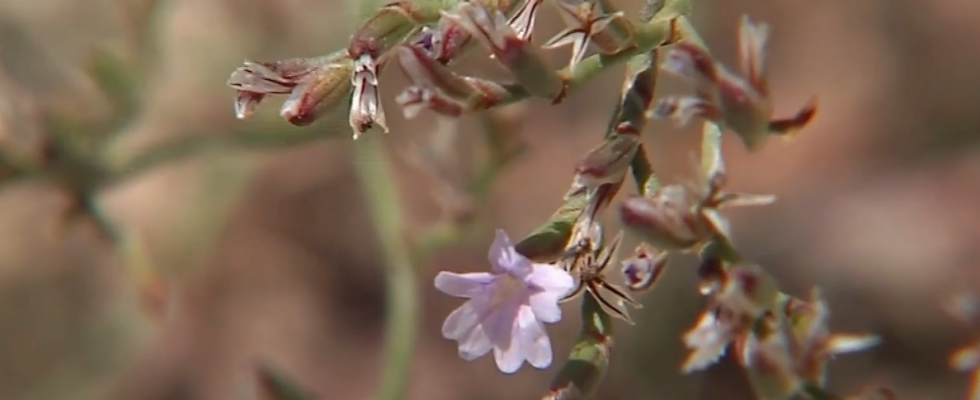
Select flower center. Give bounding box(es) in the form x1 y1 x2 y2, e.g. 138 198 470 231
490 274 525 307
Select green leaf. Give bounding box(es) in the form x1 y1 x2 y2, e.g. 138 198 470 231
256 364 317 400
515 191 588 262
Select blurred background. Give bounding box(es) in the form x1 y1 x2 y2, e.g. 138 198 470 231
0 0 979 399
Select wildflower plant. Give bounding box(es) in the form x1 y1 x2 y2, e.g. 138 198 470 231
218 0 909 398
6 0 969 399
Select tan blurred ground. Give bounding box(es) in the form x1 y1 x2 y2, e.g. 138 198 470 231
0 0 979 399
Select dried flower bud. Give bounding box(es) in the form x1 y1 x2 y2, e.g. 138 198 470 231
413 20 473 64
569 133 640 195
620 245 668 292
227 53 353 126
441 1 566 102
618 185 710 251
715 263 780 321
681 310 736 373
395 44 510 118
349 54 389 138
652 15 817 152
737 288 880 399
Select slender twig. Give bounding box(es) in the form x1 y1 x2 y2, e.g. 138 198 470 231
353 133 419 400
349 1 419 399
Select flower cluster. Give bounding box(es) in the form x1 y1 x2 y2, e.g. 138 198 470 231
224 0 912 398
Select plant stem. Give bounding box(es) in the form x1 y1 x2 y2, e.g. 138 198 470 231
353 133 419 400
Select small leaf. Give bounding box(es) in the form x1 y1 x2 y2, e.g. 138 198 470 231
515 192 588 262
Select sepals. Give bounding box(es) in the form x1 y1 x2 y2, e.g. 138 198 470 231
542 0 620 72
349 54 389 138
653 15 817 152
543 0 631 72
506 0 543 42
559 226 640 324
226 53 353 126
441 2 566 102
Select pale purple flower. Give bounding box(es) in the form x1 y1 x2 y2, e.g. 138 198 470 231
434 229 575 374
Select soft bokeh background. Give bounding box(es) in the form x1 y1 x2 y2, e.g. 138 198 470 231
0 0 978 399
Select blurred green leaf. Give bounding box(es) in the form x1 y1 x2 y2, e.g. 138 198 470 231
85 47 140 132
257 364 317 400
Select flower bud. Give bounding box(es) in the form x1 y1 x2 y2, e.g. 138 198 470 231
620 245 668 292
349 54 388 138
618 186 709 251
227 52 354 127
652 15 817 152
569 133 640 194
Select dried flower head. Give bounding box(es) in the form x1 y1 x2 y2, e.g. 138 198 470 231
227 53 353 126
435 229 575 373
618 152 774 252
681 263 780 373
736 289 881 399
652 15 817 152
559 227 641 324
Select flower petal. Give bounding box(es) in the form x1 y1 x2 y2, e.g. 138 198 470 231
488 229 532 277
457 321 494 361
528 292 562 324
517 309 553 369
527 263 575 296
442 300 481 340
492 305 538 373
483 297 520 347
435 271 494 298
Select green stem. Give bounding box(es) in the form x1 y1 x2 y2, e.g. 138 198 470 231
353 133 419 400
542 295 613 400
